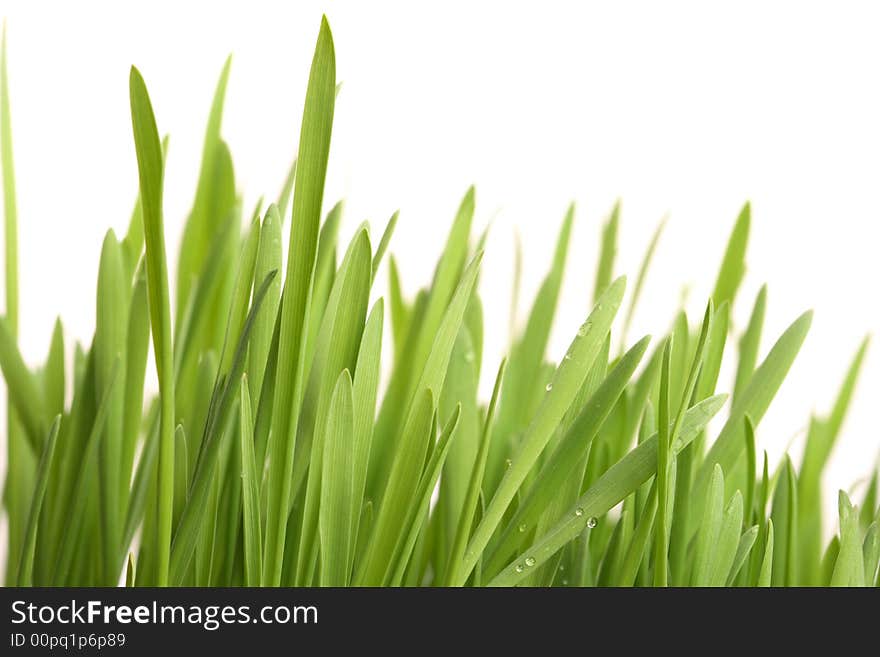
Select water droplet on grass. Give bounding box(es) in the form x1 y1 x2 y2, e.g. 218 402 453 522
525 557 536 567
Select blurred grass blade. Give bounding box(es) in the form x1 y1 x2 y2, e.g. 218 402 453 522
16 415 61 586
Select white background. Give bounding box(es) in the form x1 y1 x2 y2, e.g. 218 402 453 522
1 0 878 540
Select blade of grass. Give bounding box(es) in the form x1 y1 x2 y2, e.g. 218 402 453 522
263 16 336 586
318 371 356 586
463 276 626 582
711 202 750 310
488 394 727 586
129 66 175 585
16 415 61 586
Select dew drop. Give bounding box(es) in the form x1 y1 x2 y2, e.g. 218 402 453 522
577 321 593 337
574 507 584 517
525 557 536 567
464 351 475 363
545 382 553 392
518 523 527 533
515 564 524 573
587 516 598 529
563 353 572 361
505 458 513 469
562 579 569 585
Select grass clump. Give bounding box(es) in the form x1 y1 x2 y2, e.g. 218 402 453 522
1 17 878 587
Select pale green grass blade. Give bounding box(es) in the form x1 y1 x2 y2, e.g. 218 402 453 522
121 408 158 559
170 271 277 584
733 285 766 402
653 339 672 586
276 157 296 219
264 16 336 586
248 204 282 405
371 188 475 481
95 230 128 584
42 318 65 419
593 201 619 302
446 358 506 586
830 491 865 586
372 210 398 279
436 327 479 568
16 415 61 586
488 394 727 586
691 464 724 586
708 490 744 586
757 519 775 586
711 202 750 310
465 276 625 581
621 216 665 346
696 301 729 401
294 227 370 584
51 359 119 584
744 415 757 525
304 201 343 365
387 255 409 361
354 389 435 585
121 270 149 505
389 405 461 586
319 371 356 586
798 337 869 583
126 554 135 587
0 316 47 448
176 55 232 314
487 207 573 493
862 469 878 530
863 521 879 586
217 213 261 376
770 456 798 586
171 425 187 528
130 66 175 585
726 524 759 585
350 299 384 550
1 23 18 334
618 482 658 586
692 311 812 529
360 252 482 584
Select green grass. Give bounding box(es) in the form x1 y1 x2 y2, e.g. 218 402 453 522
1 17 878 587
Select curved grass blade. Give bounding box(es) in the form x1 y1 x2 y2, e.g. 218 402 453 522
692 311 812 529
488 394 727 586
485 337 650 576
170 270 277 584
16 415 61 585
130 66 175 585
446 358 506 586
464 276 626 582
